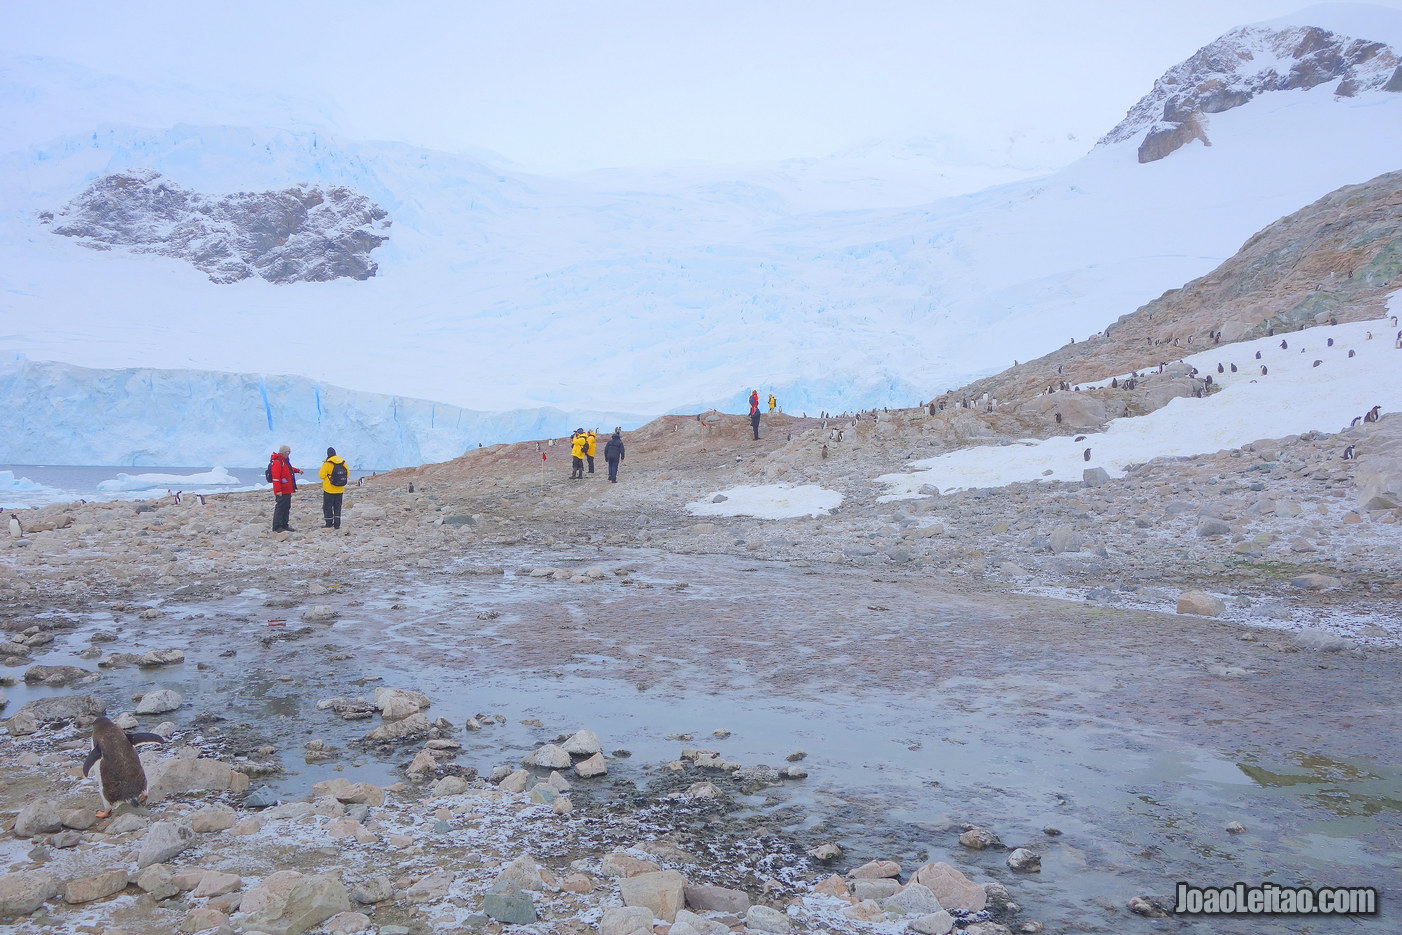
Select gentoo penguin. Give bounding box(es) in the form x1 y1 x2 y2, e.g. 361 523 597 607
82 716 165 818
7 514 20 539
1327 338 1334 347
1280 339 1288 350
1230 363 1238 372
1342 445 1355 460
1261 365 1268 375
1255 350 1262 360
1083 448 1092 462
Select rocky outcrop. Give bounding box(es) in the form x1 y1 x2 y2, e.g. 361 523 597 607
1098 24 1401 162
46 170 390 284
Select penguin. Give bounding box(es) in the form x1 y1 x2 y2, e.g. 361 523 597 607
1327 338 1334 347
1217 363 1223 373
1313 360 1322 368
1054 412 1063 424
1348 349 1355 358
7 514 20 539
1342 445 1355 460
1255 350 1262 360
1366 405 1382 423
1083 448 1092 462
1366 332 1372 341
83 716 165 818
1230 363 1238 372
1074 435 1087 442
1351 416 1362 427
196 494 207 506
1111 377 1118 389
1280 339 1288 350
1261 366 1268 375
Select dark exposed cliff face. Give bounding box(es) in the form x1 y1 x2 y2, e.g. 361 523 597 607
44 170 391 283
1099 24 1401 163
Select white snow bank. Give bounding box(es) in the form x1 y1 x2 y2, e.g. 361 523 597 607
96 466 241 492
879 310 1402 496
686 484 842 519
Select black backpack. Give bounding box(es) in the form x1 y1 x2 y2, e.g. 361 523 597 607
328 460 348 486
264 462 274 483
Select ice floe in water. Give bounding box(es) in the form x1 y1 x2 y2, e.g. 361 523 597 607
96 466 243 492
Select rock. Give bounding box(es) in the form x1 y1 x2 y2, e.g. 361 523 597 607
843 900 885 922
561 728 601 756
13 694 105 725
106 813 149 835
909 910 956 935
189 804 236 832
1290 573 1341 591
1127 895 1171 918
675 909 729 935
60 808 95 831
560 872 595 893
529 784 557 806
135 864 179 900
1006 848 1041 872
600 906 655 935
745 904 791 934
884 882 944 916
302 604 338 622
63 867 129 905
848 859 902 879
180 908 228 933
852 878 901 900
601 853 662 878
373 687 430 718
1176 590 1225 617
192 870 242 898
23 665 97 687
1048 526 1082 554
552 795 573 815
0 871 57 919
1082 467 1110 487
958 828 1000 850
910 863 986 912
145 756 234 802
1197 518 1232 537
431 775 469 797
494 855 557 892
135 688 183 714
405 871 453 904
1293 629 1348 652
244 786 279 809
807 842 841 861
813 874 849 898
620 870 687 922
483 884 537 925
138 821 195 868
406 749 437 776
498 769 531 793
546 770 571 792
574 752 608 778
1356 457 1402 510
779 765 807 779
236 870 352 935
681 780 723 799
349 876 392 904
310 778 386 806
1225 821 1246 834
323 910 373 934
14 800 62 837
139 649 185 667
521 743 572 769
684 883 750 913
360 711 430 742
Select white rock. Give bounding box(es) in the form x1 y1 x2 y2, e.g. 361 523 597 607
135 689 183 714
561 729 601 756
745 904 791 934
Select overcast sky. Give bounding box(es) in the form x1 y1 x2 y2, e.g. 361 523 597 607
8 1 1402 172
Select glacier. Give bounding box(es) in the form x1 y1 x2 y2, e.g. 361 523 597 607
0 356 646 468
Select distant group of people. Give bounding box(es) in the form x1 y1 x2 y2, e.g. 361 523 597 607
267 445 349 533
569 428 626 482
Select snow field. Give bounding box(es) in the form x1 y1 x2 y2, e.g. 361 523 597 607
686 484 843 519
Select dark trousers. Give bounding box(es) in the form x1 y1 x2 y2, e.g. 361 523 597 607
587 455 595 473
571 456 584 478
322 491 343 528
272 493 292 531
607 457 619 481
751 412 761 439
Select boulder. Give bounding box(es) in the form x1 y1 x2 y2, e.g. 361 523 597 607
1293 629 1348 652
348 876 392 904
189 804 236 833
1048 526 1083 554
405 871 452 904
373 687 430 718
236 870 352 935
13 800 63 838
883 882 943 916
323 910 373 934
1355 456 1402 511
360 712 430 743
600 906 655 935
192 871 242 898
848 859 902 879
521 743 572 769
0 871 57 918
145 756 235 802
684 883 749 913
483 884 537 924
601 853 662 878
619 870 687 922
745 904 791 934
310 778 386 806
493 855 557 892
14 694 105 725
138 821 196 868
138 649 185 667
498 769 531 793
574 752 608 777
1176 590 1225 617
852 878 901 900
1083 467 1110 487
1005 848 1041 872
1196 518 1232 537
909 862 986 913
431 775 469 797
909 910 956 935
23 665 96 687
135 689 183 714
675 909 729 935
561 729 601 756
135 864 179 901
958 828 1000 850
1290 573 1341 591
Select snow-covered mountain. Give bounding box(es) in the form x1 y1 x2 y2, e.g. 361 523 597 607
2 4 1401 467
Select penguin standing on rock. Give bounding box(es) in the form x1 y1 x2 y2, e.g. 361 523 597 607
83 716 165 818
7 514 20 539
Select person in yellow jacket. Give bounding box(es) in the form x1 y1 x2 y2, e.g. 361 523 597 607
767 393 777 413
317 447 349 529
569 430 587 479
585 430 597 474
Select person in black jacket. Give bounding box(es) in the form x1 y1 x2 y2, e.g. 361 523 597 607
604 429 625 483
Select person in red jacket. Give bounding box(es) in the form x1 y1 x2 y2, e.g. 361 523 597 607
269 445 302 532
